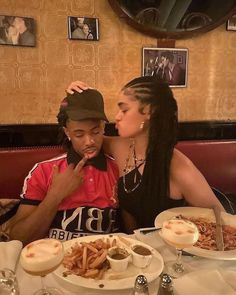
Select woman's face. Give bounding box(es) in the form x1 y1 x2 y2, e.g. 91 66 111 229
115 90 150 138
83 24 89 34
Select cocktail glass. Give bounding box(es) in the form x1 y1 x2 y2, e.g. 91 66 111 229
160 218 199 278
20 238 64 295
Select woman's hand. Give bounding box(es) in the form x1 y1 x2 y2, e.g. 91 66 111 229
66 81 92 94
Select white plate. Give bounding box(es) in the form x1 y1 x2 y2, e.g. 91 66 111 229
54 234 164 290
154 207 236 260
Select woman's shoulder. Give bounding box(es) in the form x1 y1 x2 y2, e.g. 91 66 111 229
103 136 130 155
171 148 196 180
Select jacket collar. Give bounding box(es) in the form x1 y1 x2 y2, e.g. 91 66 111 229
67 146 107 171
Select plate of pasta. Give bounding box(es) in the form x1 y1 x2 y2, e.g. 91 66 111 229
54 234 164 290
154 207 236 260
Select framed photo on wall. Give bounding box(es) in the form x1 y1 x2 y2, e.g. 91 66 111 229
0 15 36 47
68 16 99 41
226 14 236 31
142 47 188 88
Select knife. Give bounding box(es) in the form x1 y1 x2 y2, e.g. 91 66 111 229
139 227 161 235
213 206 224 251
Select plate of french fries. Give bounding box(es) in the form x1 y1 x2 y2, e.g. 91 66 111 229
54 234 164 290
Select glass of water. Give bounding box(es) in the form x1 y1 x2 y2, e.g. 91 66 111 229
0 268 19 295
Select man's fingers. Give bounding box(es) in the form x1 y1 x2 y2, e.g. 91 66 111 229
68 163 75 169
74 157 87 173
52 165 59 176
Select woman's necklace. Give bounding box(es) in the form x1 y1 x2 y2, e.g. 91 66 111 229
123 141 146 193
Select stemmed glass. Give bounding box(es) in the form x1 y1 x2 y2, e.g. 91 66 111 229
0 268 19 294
160 218 199 278
20 238 64 295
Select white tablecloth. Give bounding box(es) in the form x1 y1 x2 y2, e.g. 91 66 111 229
11 233 236 294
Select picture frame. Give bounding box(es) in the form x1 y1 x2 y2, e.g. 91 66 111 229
0 15 36 47
142 47 188 88
226 14 236 31
68 16 99 41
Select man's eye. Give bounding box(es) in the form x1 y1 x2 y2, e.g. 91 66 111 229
122 110 127 114
92 130 101 135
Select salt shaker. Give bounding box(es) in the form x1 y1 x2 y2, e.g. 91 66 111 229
133 275 149 295
157 273 174 295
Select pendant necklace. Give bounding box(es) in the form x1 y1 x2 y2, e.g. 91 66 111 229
123 141 145 193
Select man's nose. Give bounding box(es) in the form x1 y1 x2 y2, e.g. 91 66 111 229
84 134 95 145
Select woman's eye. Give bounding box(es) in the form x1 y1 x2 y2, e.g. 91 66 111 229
121 109 127 114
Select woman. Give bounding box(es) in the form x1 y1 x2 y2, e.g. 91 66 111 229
82 23 93 40
67 76 224 233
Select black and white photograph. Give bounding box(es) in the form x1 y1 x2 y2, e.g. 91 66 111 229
143 47 188 88
226 14 236 31
0 15 36 47
68 16 99 41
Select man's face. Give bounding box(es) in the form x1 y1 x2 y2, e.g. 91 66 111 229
13 17 23 30
64 119 104 158
77 18 85 28
161 56 169 68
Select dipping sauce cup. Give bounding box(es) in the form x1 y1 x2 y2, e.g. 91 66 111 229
130 244 153 268
107 246 130 272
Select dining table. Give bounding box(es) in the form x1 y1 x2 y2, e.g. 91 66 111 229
2 229 236 295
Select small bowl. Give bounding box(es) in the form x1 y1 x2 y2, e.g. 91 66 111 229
130 244 153 268
107 246 130 272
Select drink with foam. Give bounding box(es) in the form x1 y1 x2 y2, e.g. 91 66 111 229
161 219 199 249
20 239 64 276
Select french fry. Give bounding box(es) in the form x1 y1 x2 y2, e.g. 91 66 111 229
82 245 87 270
63 237 116 279
81 242 99 253
83 269 99 278
89 249 107 269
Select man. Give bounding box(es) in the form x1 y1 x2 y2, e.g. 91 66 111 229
10 89 120 245
155 51 184 85
12 17 35 46
71 17 86 39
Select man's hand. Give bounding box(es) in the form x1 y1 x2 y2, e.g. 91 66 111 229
66 81 93 94
48 157 87 203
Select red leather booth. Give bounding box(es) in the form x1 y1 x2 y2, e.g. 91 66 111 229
0 141 235 203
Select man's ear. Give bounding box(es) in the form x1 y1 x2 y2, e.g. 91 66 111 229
63 127 69 138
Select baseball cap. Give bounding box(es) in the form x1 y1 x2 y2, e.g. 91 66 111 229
59 89 108 122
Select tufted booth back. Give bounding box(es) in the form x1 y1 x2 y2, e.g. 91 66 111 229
0 146 64 199
176 140 236 195
0 140 235 201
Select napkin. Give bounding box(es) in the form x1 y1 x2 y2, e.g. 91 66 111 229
0 240 23 271
174 269 236 295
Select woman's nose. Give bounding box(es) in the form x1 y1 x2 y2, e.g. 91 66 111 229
115 111 121 122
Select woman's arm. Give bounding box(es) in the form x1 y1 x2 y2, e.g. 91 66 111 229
171 149 225 211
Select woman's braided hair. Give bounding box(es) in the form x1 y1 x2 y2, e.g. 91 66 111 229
122 76 178 224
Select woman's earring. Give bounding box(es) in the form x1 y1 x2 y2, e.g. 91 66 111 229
67 136 71 141
140 121 144 130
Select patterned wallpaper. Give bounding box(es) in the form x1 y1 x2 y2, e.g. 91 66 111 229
0 0 235 124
